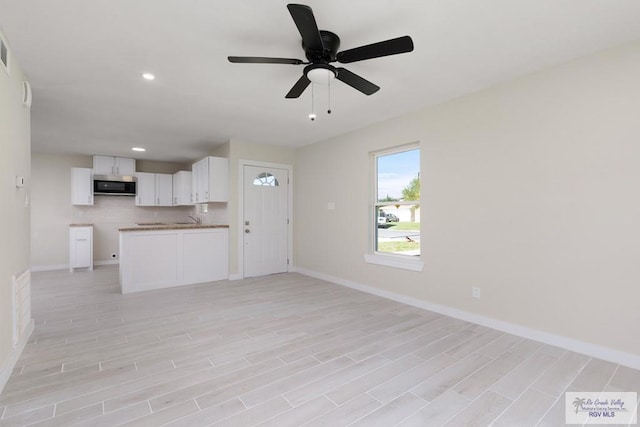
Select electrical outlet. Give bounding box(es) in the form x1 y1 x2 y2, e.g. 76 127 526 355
472 287 481 299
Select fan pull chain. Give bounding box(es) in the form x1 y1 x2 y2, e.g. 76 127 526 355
308 83 316 121
327 73 332 115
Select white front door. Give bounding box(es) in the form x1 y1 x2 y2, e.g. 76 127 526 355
243 165 289 277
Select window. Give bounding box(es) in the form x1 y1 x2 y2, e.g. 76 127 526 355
253 172 279 187
0 34 9 73
372 145 421 260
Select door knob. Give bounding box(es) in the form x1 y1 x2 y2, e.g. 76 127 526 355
245 229 251 233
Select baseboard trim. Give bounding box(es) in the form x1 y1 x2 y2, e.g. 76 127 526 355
31 260 119 272
0 319 34 394
30 264 67 272
228 274 243 281
95 260 119 267
293 267 640 370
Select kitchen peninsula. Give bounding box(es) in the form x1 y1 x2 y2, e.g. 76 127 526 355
119 224 229 294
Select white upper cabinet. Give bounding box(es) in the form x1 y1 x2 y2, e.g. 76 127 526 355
93 155 135 176
155 174 173 206
173 171 193 206
71 167 93 205
191 158 205 203
135 172 173 206
116 157 135 175
135 172 155 206
191 156 228 203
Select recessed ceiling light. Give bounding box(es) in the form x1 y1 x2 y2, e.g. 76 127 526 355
131 147 146 152
142 73 155 81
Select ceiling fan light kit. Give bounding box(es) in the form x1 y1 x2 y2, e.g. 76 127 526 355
228 3 414 116
305 63 335 84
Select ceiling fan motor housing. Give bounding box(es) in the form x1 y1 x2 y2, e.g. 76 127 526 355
303 30 340 62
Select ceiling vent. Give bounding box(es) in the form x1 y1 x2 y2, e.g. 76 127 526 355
0 34 8 73
23 81 32 108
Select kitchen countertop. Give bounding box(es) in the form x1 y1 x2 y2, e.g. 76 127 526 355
119 224 229 232
69 223 93 227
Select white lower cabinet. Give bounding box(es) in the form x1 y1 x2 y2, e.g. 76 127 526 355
183 231 228 284
119 227 228 293
69 226 93 271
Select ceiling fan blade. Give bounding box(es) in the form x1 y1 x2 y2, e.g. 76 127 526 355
335 68 380 95
287 4 324 52
228 56 304 65
285 74 311 98
337 36 414 64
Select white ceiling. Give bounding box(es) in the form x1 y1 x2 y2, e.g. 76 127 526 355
1 1 640 162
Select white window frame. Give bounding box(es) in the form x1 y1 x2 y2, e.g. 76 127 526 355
0 32 10 75
364 143 424 272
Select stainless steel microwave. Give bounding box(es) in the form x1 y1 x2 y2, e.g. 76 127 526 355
93 175 136 195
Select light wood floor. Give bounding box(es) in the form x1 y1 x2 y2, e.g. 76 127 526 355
1 267 638 426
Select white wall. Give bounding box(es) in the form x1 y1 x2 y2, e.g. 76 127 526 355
295 41 640 359
31 153 195 269
0 29 31 389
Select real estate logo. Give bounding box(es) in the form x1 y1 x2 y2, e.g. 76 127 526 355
565 392 638 425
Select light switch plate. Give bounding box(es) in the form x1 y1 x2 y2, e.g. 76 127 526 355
327 202 335 210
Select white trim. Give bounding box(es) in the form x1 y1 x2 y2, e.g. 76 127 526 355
0 319 33 394
30 259 118 272
364 253 424 272
293 267 640 371
370 143 421 262
228 273 243 281
0 32 9 75
95 260 119 267
238 159 293 279
30 264 68 272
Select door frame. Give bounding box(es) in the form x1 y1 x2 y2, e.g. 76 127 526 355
238 159 293 279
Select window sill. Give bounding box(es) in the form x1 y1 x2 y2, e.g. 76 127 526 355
363 253 424 272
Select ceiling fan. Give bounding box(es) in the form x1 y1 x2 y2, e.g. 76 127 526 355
228 4 414 98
